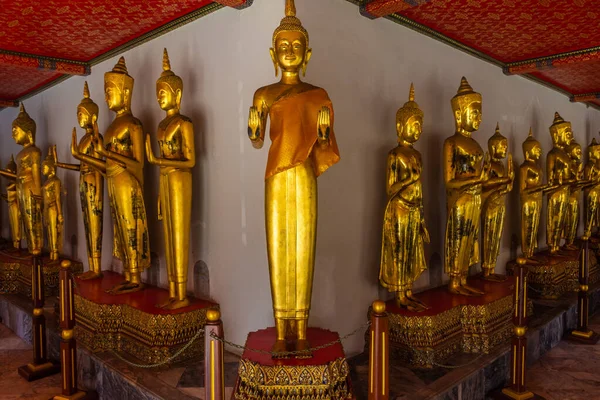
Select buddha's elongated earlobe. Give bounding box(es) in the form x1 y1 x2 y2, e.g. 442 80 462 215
269 48 279 77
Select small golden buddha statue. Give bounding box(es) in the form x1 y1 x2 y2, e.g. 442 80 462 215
1 155 22 249
564 140 585 250
0 104 43 254
41 146 63 261
545 112 572 254
443 77 488 296
519 129 555 261
481 124 514 281
584 138 600 237
145 49 195 310
57 82 104 279
72 57 150 294
247 0 340 357
379 84 430 312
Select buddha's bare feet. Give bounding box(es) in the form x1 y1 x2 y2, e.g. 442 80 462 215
295 339 312 359
106 282 144 295
562 244 578 251
78 271 103 280
271 340 289 359
156 297 175 309
462 284 485 295
405 299 428 313
482 272 507 282
163 298 190 310
407 295 429 310
449 285 479 296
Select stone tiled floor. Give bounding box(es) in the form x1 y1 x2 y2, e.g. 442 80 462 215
0 323 62 400
526 315 600 400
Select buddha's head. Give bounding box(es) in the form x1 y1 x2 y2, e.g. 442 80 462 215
77 81 99 129
396 83 423 144
156 48 183 112
451 77 482 134
5 154 16 174
589 138 600 162
12 103 36 146
42 146 56 177
270 0 311 77
566 140 582 163
549 112 571 147
104 57 134 112
488 123 508 159
522 128 542 162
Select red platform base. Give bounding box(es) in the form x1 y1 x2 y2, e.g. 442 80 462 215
74 270 218 364
379 276 531 367
233 327 354 400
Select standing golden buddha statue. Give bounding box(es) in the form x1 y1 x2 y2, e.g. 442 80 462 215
519 129 555 261
443 77 488 296
247 0 340 357
0 104 43 254
584 138 600 237
379 84 430 312
41 146 63 261
57 82 104 279
564 140 585 250
145 49 195 310
545 112 572 254
481 124 514 281
72 57 150 294
1 155 22 249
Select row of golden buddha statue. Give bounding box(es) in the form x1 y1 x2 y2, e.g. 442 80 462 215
0 0 596 357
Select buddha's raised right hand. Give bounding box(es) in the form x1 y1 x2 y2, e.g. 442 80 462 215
71 128 79 157
248 106 261 141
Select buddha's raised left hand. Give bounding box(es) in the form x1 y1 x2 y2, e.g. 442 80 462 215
317 106 330 143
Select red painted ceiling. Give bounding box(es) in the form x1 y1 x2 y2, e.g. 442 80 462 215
0 0 248 105
360 0 600 109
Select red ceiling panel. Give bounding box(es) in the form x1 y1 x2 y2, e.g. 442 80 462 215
0 0 213 61
529 60 600 95
0 64 63 99
395 0 600 63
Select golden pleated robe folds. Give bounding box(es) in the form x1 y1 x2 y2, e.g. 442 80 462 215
106 161 150 274
546 186 569 249
42 177 62 257
521 192 542 259
79 134 104 264
379 196 426 292
16 148 43 253
564 189 580 244
7 184 21 247
445 186 482 277
482 194 505 271
585 185 600 235
265 87 340 321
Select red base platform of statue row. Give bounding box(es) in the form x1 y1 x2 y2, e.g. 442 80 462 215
378 276 531 367
233 327 354 400
73 270 218 364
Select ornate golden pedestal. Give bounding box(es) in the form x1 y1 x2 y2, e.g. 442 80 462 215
374 276 532 368
0 248 83 297
506 245 594 299
233 328 354 400
74 271 218 364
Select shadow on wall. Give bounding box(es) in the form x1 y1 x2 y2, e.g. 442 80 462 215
70 234 77 262
146 252 160 287
193 260 210 300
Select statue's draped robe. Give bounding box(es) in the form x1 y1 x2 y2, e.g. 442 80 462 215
16 147 43 253
482 192 506 270
521 190 542 259
265 86 340 321
7 183 21 247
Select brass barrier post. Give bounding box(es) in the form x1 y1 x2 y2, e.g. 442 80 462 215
52 260 95 399
368 300 389 400
205 309 224 400
566 236 599 344
18 249 60 381
491 257 544 400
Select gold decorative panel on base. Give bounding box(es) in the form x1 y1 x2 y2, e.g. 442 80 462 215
74 271 218 364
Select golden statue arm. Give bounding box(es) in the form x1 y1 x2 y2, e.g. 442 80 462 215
71 129 107 174
146 121 196 168
56 161 80 171
443 142 488 190
0 169 17 180
248 96 268 149
55 179 64 223
96 125 143 174
317 106 331 145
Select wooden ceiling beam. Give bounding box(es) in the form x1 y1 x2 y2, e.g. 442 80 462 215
503 47 600 75
214 0 253 9
0 50 90 76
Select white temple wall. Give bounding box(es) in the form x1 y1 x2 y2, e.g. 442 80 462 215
1 0 599 356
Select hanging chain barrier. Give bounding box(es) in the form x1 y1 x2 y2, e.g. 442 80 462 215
211 321 371 357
